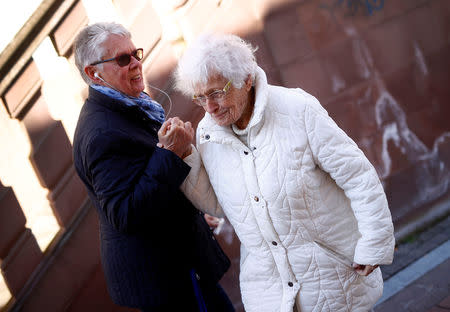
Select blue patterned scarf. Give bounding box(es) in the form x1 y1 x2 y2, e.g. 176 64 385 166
91 84 165 124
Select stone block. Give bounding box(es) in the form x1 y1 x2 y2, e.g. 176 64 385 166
383 159 449 226
264 5 313 66
128 1 162 56
367 128 417 179
29 121 73 189
52 1 88 56
0 187 26 258
256 0 306 19
244 32 282 85
21 95 56 149
401 3 447 58
143 42 177 92
178 0 221 38
280 55 333 101
320 38 373 93
20 205 101 312
426 44 450 132
1 229 43 296
210 1 260 36
365 16 413 75
66 263 139 312
365 4 446 76
296 0 349 51
431 0 450 39
3 61 42 118
48 166 87 227
383 64 430 115
407 109 447 151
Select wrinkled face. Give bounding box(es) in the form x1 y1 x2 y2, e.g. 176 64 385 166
194 75 252 127
95 35 144 97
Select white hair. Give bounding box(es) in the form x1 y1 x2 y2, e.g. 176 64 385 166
175 33 258 96
73 22 131 85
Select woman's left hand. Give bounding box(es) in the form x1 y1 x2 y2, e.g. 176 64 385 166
157 117 194 158
352 263 379 276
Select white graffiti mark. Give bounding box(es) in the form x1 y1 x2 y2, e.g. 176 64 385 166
332 74 346 93
342 26 450 212
414 41 429 77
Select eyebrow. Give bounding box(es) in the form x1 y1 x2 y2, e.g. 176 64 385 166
105 47 135 58
198 85 224 96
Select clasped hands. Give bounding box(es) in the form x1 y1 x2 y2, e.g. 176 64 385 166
157 117 194 159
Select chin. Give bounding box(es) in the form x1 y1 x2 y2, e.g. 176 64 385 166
131 88 144 97
215 119 232 127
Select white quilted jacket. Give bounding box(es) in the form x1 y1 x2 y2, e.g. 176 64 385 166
182 67 395 312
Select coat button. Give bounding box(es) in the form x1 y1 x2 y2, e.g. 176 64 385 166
244 151 248 155
254 196 259 202
272 241 277 246
288 282 293 287
205 134 210 140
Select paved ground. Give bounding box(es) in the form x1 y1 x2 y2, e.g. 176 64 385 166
373 215 450 312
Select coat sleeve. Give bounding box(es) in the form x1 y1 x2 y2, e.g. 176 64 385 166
304 96 395 266
85 129 191 233
180 144 225 218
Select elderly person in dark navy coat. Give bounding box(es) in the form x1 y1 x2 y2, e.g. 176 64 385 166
72 22 234 312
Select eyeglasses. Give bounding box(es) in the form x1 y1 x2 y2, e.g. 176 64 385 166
192 80 232 106
90 48 144 67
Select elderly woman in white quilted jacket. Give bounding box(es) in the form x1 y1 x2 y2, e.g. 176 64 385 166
171 33 395 312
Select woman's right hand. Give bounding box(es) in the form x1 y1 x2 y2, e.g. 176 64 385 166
157 117 194 158
352 263 379 276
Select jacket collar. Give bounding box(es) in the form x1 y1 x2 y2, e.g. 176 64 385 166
198 66 269 145
86 86 162 128
87 86 131 115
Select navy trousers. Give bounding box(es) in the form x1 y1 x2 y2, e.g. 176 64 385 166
140 282 235 312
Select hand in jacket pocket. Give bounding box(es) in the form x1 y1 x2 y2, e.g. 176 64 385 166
352 263 379 276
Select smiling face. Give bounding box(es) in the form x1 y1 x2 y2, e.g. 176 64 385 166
93 34 144 97
195 75 254 128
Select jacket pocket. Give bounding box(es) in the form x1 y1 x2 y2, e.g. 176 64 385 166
313 240 353 268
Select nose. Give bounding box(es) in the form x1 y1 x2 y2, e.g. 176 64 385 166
203 98 219 113
129 54 141 69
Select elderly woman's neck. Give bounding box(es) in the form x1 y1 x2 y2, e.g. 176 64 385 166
234 87 255 130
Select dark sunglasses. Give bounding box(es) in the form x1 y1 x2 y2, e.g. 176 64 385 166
90 48 144 67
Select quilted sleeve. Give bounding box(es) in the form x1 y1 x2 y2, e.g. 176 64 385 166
180 144 224 218
304 96 395 266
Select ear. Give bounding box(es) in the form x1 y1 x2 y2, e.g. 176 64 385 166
85 65 99 81
245 74 253 91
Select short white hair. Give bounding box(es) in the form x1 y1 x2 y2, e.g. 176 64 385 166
74 22 131 85
175 33 258 96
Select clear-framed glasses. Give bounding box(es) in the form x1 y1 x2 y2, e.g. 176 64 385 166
192 80 232 106
90 48 144 67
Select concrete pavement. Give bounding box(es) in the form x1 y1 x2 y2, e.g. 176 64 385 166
374 215 450 312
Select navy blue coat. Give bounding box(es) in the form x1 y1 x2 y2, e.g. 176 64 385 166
73 87 230 309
